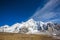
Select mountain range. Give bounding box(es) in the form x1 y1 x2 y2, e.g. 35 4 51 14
0 18 60 36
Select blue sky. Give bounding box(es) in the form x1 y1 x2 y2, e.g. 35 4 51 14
0 0 48 26
32 0 60 23
0 0 60 26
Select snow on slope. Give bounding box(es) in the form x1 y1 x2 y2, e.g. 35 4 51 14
0 18 60 35
0 19 38 33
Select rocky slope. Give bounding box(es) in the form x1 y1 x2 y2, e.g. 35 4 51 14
0 18 60 36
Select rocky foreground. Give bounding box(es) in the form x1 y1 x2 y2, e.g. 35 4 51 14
0 32 59 40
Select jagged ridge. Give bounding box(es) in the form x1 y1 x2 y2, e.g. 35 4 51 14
0 18 60 36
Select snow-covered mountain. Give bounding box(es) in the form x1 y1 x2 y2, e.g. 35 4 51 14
0 18 60 35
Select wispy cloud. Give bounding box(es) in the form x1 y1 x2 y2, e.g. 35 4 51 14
48 19 60 23
38 12 57 20
31 0 60 21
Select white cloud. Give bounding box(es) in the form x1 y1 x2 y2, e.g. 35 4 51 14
38 12 57 20
48 19 60 23
31 0 60 21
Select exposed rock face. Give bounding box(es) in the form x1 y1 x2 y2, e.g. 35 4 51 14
19 27 29 34
0 18 60 36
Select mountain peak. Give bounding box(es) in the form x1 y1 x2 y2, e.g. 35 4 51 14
0 18 60 36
